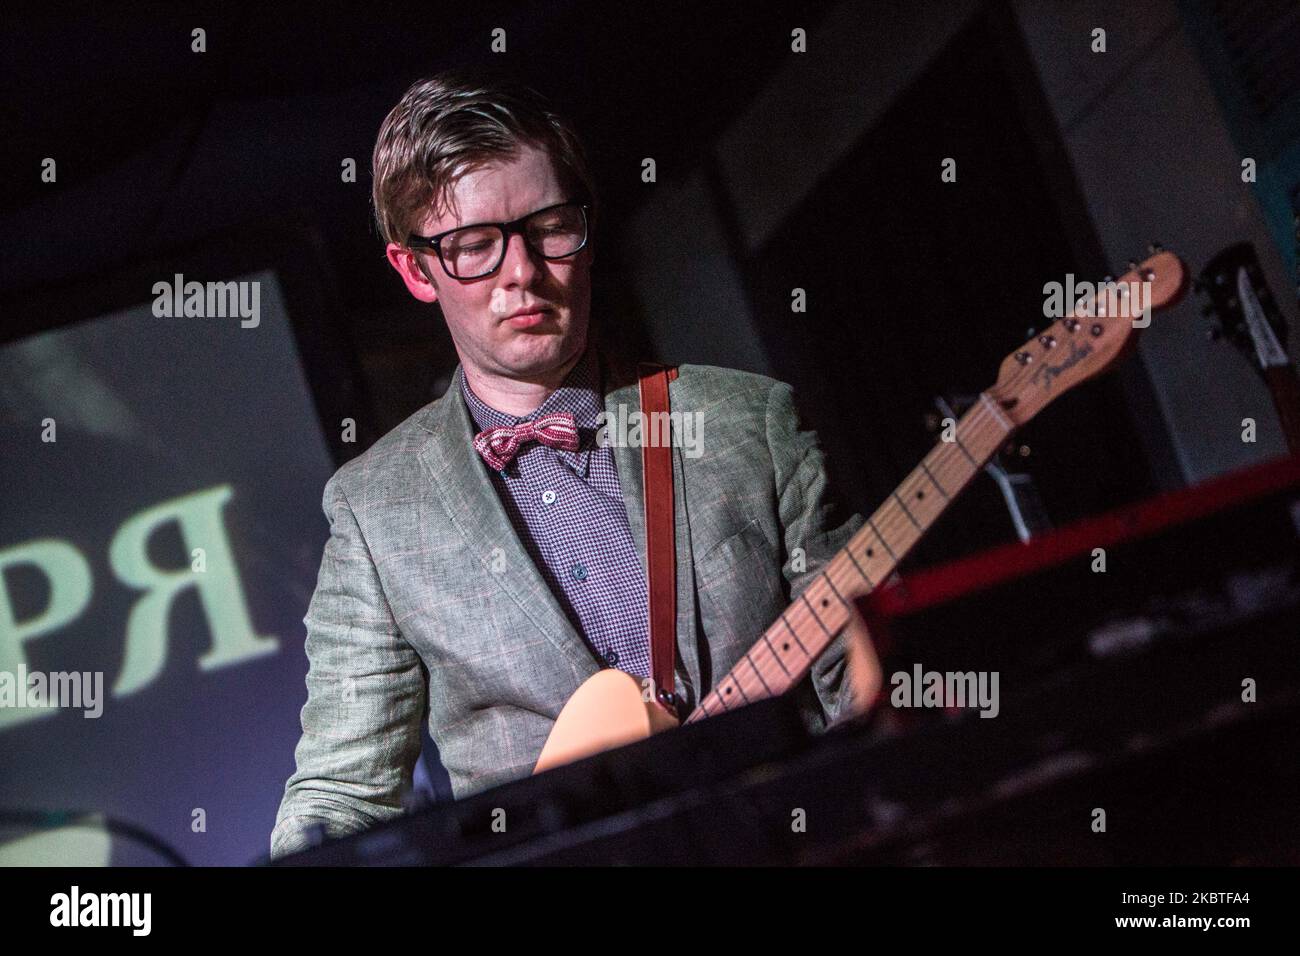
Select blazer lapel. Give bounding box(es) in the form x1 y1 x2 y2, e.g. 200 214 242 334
415 350 701 705
600 350 701 704
417 373 600 677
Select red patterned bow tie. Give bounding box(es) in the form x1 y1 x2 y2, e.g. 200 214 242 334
473 411 580 471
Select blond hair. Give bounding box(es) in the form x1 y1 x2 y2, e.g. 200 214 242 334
371 69 598 251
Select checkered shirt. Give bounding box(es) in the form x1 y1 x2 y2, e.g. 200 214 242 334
458 346 651 677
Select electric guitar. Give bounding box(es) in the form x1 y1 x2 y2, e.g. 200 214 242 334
534 249 1189 773
1196 241 1300 453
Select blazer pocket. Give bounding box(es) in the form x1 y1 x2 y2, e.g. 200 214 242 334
697 517 779 594
696 517 786 650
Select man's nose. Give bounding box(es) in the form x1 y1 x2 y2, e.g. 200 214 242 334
499 230 542 283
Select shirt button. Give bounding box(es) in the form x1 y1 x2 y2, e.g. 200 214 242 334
570 562 587 582
606 650 619 666
541 489 557 505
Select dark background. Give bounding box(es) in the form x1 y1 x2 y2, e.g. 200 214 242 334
5 1 1298 544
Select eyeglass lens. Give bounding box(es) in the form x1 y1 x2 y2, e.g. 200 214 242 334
440 204 586 278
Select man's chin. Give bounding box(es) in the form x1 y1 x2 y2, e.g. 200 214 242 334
498 326 563 352
495 331 583 374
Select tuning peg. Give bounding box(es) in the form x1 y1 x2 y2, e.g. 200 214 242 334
1025 326 1037 339
1127 259 1139 272
1147 241 1163 254
1102 275 1113 284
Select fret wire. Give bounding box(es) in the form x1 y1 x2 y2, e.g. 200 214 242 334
745 652 773 695
846 545 874 586
747 641 794 700
865 515 899 562
779 611 812 657
821 570 847 606
730 650 766 699
979 392 1015 431
953 430 978 465
729 674 753 704
919 459 949 498
798 591 834 637
748 625 817 699
897 473 941 523
891 489 923 529
761 632 793 677
750 657 798 700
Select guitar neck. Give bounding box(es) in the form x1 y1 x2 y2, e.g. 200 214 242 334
685 392 1015 723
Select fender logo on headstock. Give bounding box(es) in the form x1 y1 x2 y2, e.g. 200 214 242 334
1031 338 1094 392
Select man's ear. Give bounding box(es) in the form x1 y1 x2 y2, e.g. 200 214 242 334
385 243 440 303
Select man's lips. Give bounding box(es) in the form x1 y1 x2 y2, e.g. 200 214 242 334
503 308 551 329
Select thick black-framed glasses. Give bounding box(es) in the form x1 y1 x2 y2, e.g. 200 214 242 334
406 200 590 280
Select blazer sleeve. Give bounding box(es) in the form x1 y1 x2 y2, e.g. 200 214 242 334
269 471 427 860
764 378 867 732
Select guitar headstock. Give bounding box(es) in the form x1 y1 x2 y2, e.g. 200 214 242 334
990 249 1188 426
1195 241 1291 375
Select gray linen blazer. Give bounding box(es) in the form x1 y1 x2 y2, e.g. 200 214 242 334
270 349 864 859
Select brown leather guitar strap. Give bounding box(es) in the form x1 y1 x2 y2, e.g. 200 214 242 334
638 362 680 718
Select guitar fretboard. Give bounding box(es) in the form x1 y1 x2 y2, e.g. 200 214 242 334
684 392 1014 723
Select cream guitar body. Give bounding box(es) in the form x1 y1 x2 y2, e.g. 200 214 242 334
533 250 1188 776
533 669 679 773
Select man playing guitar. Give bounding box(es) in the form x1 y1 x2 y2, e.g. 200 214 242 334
270 69 882 860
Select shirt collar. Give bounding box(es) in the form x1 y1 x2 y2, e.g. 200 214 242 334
459 345 602 477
